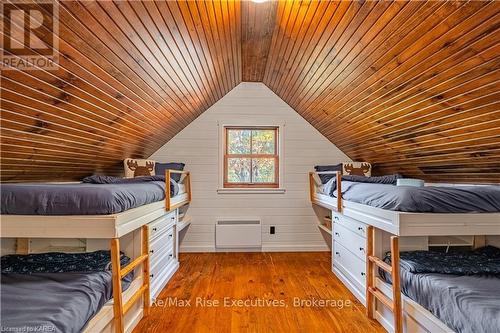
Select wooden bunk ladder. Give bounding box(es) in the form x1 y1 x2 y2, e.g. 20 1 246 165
366 226 403 333
110 225 151 333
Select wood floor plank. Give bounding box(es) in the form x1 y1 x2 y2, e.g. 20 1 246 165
133 252 384 333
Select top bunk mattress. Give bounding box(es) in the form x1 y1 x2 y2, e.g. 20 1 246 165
324 178 500 213
0 176 181 215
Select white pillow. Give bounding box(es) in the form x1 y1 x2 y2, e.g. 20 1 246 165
124 158 155 178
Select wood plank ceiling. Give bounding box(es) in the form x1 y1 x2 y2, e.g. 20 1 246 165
1 0 499 183
1 0 241 181
263 0 500 183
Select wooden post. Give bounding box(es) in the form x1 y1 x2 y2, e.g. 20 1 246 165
473 235 485 249
142 225 151 315
336 171 342 213
309 172 315 203
391 236 403 333
186 172 192 203
16 238 30 254
366 226 374 319
110 238 124 333
165 170 172 211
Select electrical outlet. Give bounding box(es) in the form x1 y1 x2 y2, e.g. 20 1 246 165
270 226 275 234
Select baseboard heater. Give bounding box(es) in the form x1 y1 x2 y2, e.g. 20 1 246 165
215 218 262 249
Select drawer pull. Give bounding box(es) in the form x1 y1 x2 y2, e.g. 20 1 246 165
334 232 340 236
149 250 154 254
168 234 173 238
335 252 340 255
358 227 363 231
359 247 364 252
361 272 366 276
150 274 154 278
152 227 158 232
169 254 173 258
171 217 175 220
334 216 339 221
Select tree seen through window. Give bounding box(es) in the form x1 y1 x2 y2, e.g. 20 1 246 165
224 127 278 188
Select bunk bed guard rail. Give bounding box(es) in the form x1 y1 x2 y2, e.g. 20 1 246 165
309 171 342 212
165 170 192 211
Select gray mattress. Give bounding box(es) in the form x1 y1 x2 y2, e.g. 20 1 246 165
324 179 500 213
0 180 177 215
381 270 500 333
0 271 130 333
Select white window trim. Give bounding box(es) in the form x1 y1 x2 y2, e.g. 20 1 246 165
217 121 285 194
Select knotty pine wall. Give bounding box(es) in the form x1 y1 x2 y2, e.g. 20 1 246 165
150 83 349 252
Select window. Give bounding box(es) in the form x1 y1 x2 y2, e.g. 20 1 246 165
224 127 279 188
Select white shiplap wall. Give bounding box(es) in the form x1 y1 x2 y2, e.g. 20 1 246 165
149 83 349 252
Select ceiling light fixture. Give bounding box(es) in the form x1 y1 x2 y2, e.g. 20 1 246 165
251 0 268 3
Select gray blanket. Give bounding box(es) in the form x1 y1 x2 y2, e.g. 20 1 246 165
0 177 179 215
325 178 500 213
381 270 500 333
0 271 130 333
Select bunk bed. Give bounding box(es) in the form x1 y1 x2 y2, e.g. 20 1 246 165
309 170 500 333
0 170 191 333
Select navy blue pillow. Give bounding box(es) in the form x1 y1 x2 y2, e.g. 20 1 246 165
155 162 185 182
314 164 342 184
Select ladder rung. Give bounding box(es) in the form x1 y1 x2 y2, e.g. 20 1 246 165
122 284 148 315
368 256 392 273
368 287 394 311
120 254 148 278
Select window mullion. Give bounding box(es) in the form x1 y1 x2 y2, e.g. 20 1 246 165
250 130 253 184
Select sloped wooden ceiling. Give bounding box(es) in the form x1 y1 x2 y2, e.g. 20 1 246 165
263 0 500 183
1 0 499 183
1 0 241 182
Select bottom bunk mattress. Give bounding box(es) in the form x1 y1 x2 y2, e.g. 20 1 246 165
0 271 131 333
0 250 132 333
381 248 500 333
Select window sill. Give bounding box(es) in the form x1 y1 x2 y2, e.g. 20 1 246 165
217 188 286 194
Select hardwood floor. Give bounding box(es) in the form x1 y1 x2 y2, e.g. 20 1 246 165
134 252 385 333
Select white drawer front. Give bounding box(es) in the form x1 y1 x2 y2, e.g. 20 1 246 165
333 222 367 262
333 241 366 292
150 244 175 282
149 227 175 262
149 211 176 240
332 212 367 239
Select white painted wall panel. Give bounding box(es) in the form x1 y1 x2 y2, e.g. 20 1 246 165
150 83 349 252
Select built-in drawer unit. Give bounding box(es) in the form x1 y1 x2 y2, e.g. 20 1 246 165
332 212 367 238
332 211 368 305
333 241 366 291
333 222 367 262
147 209 179 302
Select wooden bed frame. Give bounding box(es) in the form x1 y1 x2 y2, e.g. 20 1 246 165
0 173 192 333
308 171 500 237
0 224 150 333
308 170 500 333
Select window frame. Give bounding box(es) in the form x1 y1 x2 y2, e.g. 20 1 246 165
223 126 279 189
